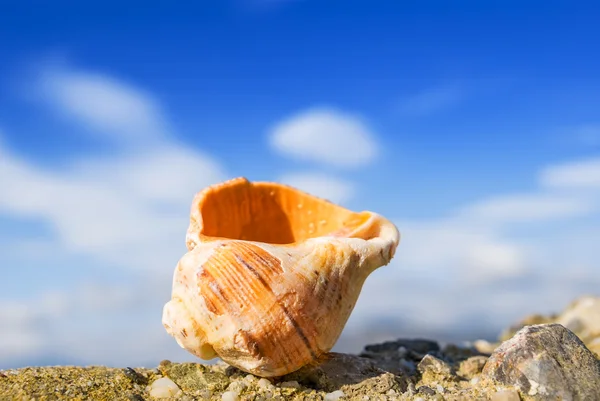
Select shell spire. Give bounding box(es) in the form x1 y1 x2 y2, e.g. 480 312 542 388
162 177 400 377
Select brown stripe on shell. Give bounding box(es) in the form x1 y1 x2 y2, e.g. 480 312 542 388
227 241 316 368
279 304 318 360
202 245 257 316
198 241 314 371
234 252 319 361
230 241 320 357
232 241 284 276
198 246 293 366
197 268 227 315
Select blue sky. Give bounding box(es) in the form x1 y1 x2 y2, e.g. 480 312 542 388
2 1 600 368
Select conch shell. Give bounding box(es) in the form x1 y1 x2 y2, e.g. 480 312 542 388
162 177 400 377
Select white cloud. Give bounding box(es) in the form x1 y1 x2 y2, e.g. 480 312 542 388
459 193 593 224
0 139 225 270
0 63 232 367
390 219 528 282
0 304 45 361
397 84 463 116
0 279 200 369
463 240 525 279
268 107 379 168
0 65 227 271
0 293 67 362
39 65 168 144
70 145 225 208
539 157 600 189
5 62 600 369
277 172 355 205
342 154 600 350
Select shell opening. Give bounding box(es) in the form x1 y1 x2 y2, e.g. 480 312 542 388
193 177 375 245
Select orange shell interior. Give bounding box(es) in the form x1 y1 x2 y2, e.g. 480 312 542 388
193 177 372 244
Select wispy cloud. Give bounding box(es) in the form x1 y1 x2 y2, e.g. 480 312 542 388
0 64 228 272
458 193 594 224
0 62 231 367
268 107 379 169
277 172 355 205
4 61 600 368
397 84 464 116
539 157 600 189
389 219 529 283
0 279 196 369
344 153 600 348
38 65 168 145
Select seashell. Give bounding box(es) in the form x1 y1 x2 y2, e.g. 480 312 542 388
162 177 400 377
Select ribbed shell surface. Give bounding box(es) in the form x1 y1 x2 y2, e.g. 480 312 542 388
166 236 371 377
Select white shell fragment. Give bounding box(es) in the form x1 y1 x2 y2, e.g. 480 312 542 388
148 377 182 398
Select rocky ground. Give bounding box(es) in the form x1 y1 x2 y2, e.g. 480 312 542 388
2 296 600 401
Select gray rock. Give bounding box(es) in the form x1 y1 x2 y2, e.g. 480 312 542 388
359 338 442 376
482 323 600 400
362 338 440 355
499 295 600 357
282 352 408 394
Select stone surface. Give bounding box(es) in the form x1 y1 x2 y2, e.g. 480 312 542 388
499 295 600 357
2 298 600 400
282 352 409 396
482 323 600 400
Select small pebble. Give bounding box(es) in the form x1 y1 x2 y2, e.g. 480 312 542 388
279 380 301 389
221 391 240 401
148 377 182 399
491 389 521 401
470 377 480 385
324 390 345 400
436 384 445 393
227 381 247 393
257 378 274 389
417 386 436 396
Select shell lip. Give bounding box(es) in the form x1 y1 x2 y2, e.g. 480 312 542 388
186 176 399 253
